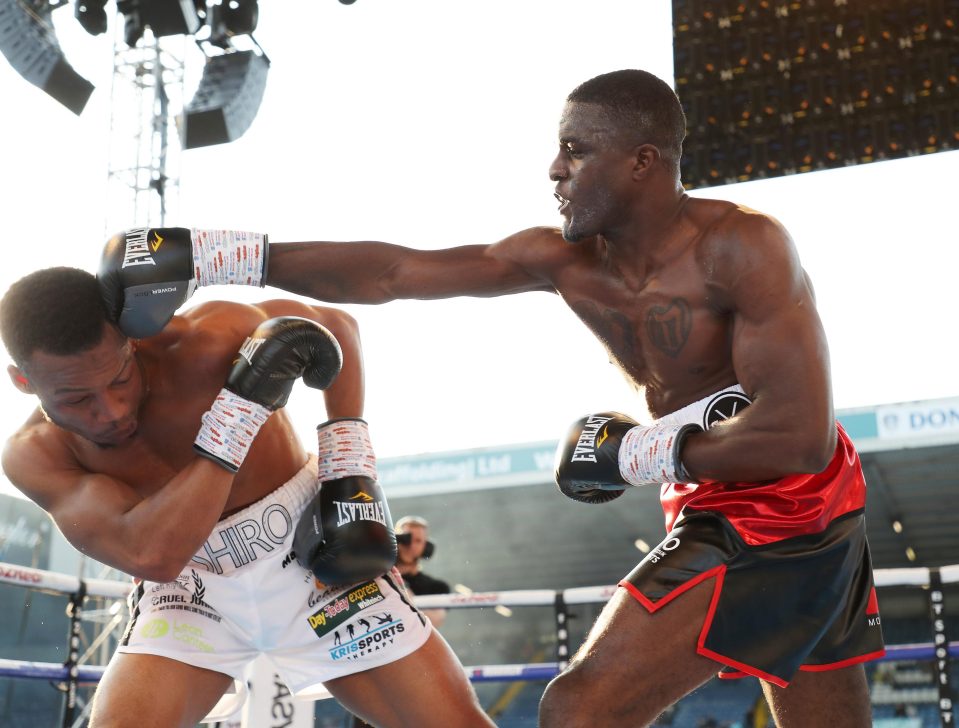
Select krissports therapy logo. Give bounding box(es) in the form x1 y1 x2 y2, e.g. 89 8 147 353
328 613 406 661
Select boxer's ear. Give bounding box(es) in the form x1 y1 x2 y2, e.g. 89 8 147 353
8 365 34 394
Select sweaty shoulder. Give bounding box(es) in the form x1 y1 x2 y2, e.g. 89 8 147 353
139 300 285 377
162 300 329 346
690 200 803 307
2 414 77 511
176 299 275 335
156 299 358 367
488 226 587 281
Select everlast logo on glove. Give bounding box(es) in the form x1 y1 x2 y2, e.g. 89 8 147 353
334 493 387 528
293 418 397 586
237 336 265 365
121 228 158 268
571 415 614 462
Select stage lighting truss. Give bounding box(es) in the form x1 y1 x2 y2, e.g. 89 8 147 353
1 0 267 127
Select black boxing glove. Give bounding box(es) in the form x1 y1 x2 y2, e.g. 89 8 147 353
194 317 343 472
554 413 635 504
99 226 268 339
555 412 700 504
293 419 397 586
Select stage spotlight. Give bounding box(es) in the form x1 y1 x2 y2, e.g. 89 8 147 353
180 48 269 148
0 0 95 115
74 0 108 36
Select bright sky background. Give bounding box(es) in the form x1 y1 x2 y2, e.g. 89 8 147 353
1 0 957 502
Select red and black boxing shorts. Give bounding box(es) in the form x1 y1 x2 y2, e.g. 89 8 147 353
620 509 885 687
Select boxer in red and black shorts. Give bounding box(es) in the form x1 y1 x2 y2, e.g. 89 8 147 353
613 385 884 687
554 380 885 727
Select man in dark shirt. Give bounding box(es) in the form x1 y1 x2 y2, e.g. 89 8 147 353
395 515 450 627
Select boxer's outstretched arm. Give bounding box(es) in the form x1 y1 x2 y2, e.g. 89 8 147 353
681 212 836 482
266 227 560 304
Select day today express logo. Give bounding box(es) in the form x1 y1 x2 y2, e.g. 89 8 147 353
307 580 385 637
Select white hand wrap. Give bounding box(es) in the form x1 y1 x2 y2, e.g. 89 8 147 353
194 388 272 471
618 422 697 486
316 418 378 482
191 228 267 287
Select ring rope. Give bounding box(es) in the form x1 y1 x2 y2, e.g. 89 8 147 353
1 560 956 687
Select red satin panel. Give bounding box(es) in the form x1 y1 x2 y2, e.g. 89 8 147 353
661 423 867 546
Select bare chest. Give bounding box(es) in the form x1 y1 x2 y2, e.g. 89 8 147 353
74 396 212 496
556 264 735 413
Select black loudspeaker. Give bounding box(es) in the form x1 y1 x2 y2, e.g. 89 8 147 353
179 50 269 148
0 0 94 115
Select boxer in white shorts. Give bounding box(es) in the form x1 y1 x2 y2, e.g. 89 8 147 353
2 266 494 728
119 456 432 700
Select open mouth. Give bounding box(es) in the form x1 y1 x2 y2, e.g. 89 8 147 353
554 192 570 213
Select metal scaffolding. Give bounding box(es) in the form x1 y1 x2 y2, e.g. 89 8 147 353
103 19 187 235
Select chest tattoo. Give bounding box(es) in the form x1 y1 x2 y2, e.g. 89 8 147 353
646 297 692 358
571 301 637 361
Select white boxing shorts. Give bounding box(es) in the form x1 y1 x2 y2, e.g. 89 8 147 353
117 456 431 702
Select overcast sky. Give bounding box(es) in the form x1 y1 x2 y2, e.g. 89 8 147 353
2 1 957 501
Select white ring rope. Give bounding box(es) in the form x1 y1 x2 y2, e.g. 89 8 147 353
2 560 958 606
0 563 131 599
1 561 957 687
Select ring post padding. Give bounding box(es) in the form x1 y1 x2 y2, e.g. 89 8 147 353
929 569 955 727
61 580 87 728
553 592 570 671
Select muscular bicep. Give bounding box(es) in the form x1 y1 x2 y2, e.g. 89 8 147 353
683 215 836 482
5 441 145 571
725 217 835 449
50 473 149 565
